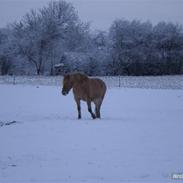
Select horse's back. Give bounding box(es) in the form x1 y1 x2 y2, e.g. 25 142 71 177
89 78 106 99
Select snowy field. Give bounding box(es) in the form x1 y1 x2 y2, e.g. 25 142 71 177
0 76 183 183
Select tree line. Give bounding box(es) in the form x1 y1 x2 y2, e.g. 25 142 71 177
0 0 183 76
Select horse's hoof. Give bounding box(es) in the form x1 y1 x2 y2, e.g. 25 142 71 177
92 115 96 119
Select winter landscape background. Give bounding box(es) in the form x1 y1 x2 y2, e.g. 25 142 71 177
1 0 183 183
0 0 183 76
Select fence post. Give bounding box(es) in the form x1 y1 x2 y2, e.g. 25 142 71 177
13 75 16 85
119 75 121 87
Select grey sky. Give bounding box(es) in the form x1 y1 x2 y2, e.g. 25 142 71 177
0 0 183 30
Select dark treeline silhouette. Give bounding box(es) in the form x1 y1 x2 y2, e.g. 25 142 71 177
0 0 183 76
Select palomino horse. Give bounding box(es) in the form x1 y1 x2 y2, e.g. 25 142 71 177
62 73 107 119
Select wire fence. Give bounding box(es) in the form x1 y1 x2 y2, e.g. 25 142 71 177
0 75 183 90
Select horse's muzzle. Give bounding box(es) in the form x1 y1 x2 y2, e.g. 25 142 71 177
62 90 68 96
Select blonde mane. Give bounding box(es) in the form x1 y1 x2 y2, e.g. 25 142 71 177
70 72 88 83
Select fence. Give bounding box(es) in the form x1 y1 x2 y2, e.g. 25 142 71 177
0 75 183 90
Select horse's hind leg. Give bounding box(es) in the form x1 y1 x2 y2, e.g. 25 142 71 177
87 101 96 119
96 105 101 118
94 98 102 118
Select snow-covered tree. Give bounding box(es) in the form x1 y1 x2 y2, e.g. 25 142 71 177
108 19 183 75
0 28 15 75
1 1 183 76
11 0 90 75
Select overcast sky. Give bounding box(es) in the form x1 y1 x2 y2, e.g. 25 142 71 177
0 0 183 30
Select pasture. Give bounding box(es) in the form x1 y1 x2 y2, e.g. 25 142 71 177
0 76 183 183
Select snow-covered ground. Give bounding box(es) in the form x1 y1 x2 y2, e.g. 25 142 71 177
0 77 183 183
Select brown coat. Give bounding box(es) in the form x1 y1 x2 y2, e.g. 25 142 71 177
62 73 106 119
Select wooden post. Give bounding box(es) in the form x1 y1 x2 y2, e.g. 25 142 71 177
13 75 16 85
119 75 121 87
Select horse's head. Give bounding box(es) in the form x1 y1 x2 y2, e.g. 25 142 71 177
62 74 73 96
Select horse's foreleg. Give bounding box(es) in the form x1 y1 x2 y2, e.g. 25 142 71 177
75 98 81 119
87 101 96 119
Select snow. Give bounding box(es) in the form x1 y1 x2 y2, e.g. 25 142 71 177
54 63 64 68
0 81 183 182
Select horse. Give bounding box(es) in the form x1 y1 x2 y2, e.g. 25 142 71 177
62 73 107 119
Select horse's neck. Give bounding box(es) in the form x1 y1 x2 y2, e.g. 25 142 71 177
72 79 88 88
